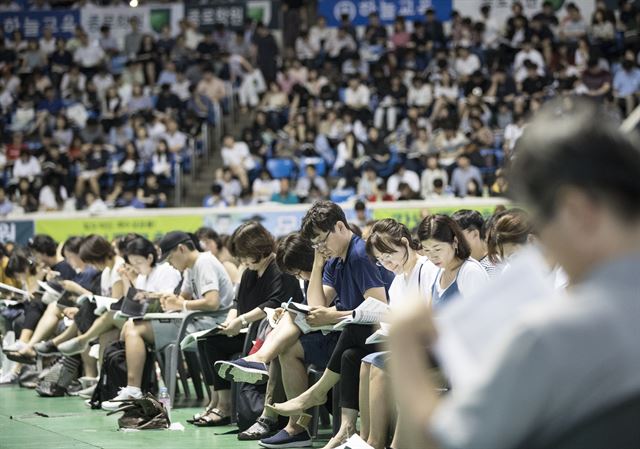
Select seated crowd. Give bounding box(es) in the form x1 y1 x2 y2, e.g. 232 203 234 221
4 94 640 449
0 197 548 449
2 1 640 215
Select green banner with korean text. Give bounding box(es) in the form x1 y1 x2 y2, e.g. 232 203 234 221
34 215 203 243
372 204 501 231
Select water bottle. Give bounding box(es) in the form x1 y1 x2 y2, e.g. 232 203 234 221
158 387 172 422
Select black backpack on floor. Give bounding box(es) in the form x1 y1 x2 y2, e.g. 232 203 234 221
89 341 158 409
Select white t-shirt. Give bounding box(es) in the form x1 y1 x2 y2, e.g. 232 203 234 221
101 257 124 297
180 252 234 311
432 258 489 299
134 262 181 294
221 141 255 170
388 256 439 308
163 131 187 152
38 185 68 210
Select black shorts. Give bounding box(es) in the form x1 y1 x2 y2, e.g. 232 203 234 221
300 331 340 370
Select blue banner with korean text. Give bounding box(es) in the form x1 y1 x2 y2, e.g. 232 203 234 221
0 10 80 39
317 0 452 27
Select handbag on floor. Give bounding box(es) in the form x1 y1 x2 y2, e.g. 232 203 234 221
106 394 170 430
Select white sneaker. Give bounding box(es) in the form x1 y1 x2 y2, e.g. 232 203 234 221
73 384 97 399
0 370 18 384
101 387 143 411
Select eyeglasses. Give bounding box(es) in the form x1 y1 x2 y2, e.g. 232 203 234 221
311 231 332 250
375 253 394 267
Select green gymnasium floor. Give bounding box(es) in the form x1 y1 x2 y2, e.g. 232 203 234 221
0 386 328 449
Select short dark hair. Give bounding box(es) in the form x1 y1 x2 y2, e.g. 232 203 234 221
229 221 275 262
125 237 158 266
79 235 116 265
196 227 223 248
28 234 58 257
275 233 314 274
509 99 640 222
417 214 471 260
62 236 84 256
452 209 486 239
301 200 349 240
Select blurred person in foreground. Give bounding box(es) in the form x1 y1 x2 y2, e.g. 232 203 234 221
389 98 640 449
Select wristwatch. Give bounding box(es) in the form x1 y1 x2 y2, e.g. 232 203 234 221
240 314 248 327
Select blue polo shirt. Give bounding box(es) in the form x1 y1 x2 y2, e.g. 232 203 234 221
322 235 394 311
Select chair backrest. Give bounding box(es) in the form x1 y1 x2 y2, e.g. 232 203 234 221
330 188 356 203
266 158 295 179
519 392 640 449
299 157 327 177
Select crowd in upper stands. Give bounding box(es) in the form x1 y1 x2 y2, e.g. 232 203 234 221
1 0 640 215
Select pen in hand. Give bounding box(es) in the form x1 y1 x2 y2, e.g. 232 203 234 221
275 297 294 325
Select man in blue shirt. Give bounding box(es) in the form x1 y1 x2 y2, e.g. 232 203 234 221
613 59 640 116
216 201 393 447
450 154 484 197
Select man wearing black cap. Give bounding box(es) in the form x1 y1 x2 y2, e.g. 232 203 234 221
101 231 235 411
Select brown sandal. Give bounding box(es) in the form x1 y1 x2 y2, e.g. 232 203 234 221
193 408 231 427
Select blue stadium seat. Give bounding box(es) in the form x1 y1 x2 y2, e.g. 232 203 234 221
299 157 327 177
266 158 296 179
330 188 356 203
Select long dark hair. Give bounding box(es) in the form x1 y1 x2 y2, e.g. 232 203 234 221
417 214 471 260
486 208 533 263
366 218 420 265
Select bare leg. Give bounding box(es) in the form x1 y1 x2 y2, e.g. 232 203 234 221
267 368 340 417
52 322 77 346
367 366 391 449
98 328 120 365
81 348 98 378
122 320 154 388
18 329 33 344
359 363 371 441
76 312 118 344
20 303 62 356
278 340 310 435
321 408 358 449
245 312 301 364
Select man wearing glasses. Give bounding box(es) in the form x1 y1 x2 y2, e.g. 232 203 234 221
216 201 393 448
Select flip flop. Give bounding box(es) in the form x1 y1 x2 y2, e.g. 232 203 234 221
4 351 37 365
193 408 231 427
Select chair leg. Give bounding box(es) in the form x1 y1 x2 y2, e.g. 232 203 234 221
332 382 341 435
163 344 178 405
309 403 320 439
177 351 191 399
184 351 205 400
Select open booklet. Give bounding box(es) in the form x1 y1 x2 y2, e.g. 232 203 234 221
77 294 120 316
114 287 163 318
0 281 30 303
180 325 248 350
333 298 391 331
433 246 563 389
280 302 337 335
